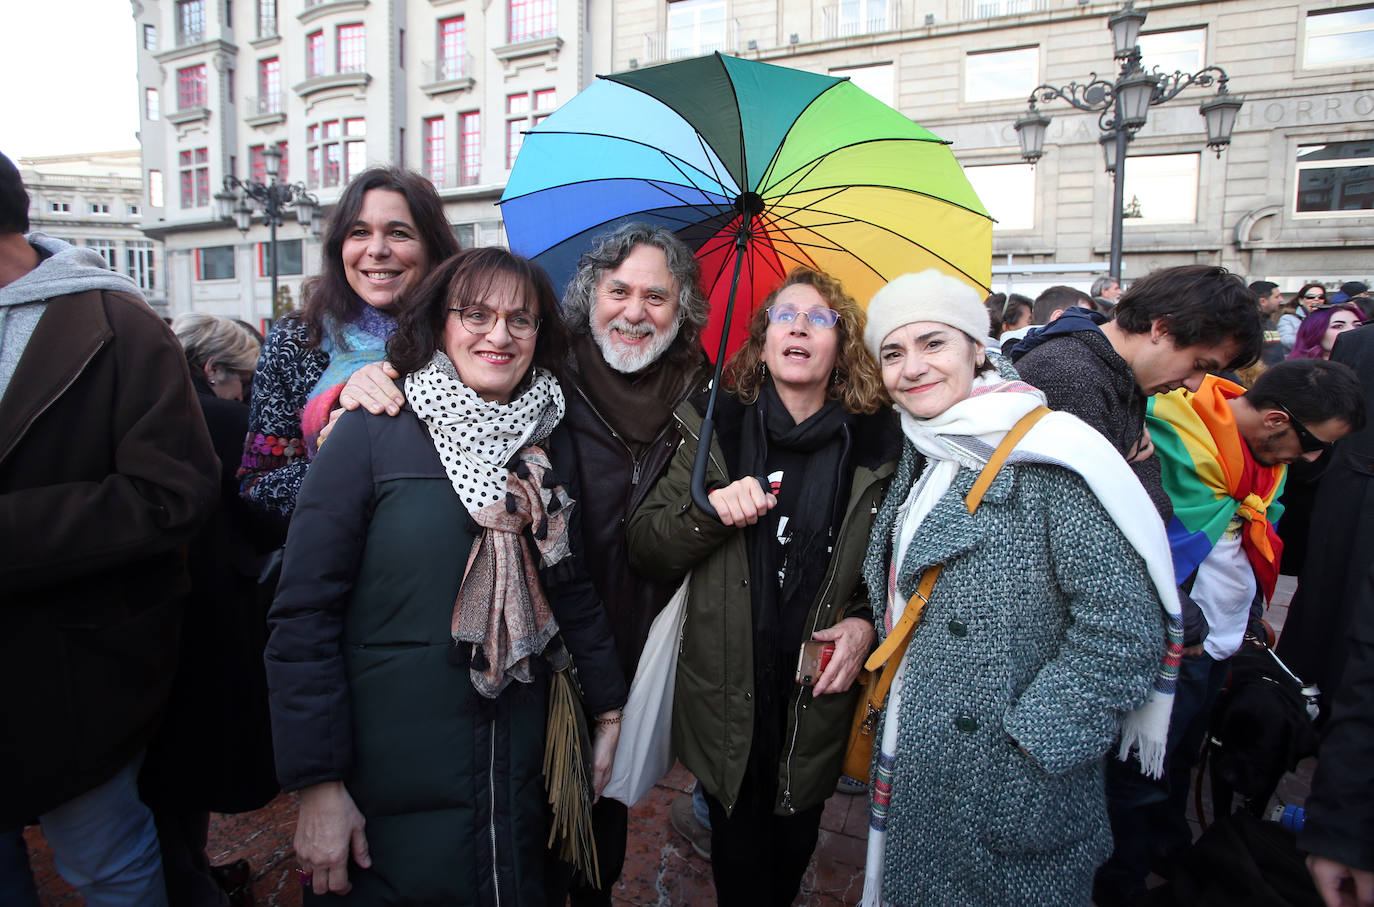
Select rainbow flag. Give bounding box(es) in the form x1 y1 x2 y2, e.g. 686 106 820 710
1146 376 1286 602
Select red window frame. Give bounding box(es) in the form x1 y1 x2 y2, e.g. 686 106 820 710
177 64 207 110
337 23 365 73
439 17 465 80
306 30 324 78
423 116 446 187
459 112 480 186
508 0 555 43
258 57 281 113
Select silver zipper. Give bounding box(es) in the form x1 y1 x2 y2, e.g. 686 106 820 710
489 719 501 907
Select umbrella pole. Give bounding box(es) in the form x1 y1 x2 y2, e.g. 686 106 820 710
690 211 754 520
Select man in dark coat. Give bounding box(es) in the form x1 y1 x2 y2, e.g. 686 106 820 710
1279 322 1374 719
1250 280 1288 367
0 152 219 904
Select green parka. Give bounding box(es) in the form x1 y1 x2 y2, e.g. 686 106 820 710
627 395 900 817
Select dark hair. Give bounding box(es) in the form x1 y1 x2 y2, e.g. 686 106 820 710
1032 285 1092 325
561 222 708 369
724 267 887 415
387 247 568 384
1287 303 1364 360
0 152 30 234
1285 282 1327 315
1249 280 1278 298
984 292 1006 338
299 166 460 347
1113 265 1263 369
1248 358 1366 434
1001 294 1032 331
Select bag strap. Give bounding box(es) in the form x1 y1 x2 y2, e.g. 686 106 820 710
859 405 1052 700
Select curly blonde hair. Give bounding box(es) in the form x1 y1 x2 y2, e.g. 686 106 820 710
724 267 888 415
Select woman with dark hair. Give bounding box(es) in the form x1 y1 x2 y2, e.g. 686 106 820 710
1278 282 1327 356
627 267 900 906
239 166 461 517
1287 302 1363 361
266 247 626 903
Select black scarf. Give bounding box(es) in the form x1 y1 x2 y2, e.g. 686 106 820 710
571 333 694 453
739 381 853 808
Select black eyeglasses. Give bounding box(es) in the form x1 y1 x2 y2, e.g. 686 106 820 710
448 305 540 339
1274 402 1333 453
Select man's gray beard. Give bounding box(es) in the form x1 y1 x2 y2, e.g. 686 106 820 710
593 316 681 374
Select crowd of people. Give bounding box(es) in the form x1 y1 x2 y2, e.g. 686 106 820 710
2 147 1372 907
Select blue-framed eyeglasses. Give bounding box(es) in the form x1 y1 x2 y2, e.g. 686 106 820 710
767 304 840 329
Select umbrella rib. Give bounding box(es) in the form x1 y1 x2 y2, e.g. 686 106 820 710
770 182 995 224
501 130 737 200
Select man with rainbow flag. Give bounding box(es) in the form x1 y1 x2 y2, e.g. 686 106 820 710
1095 358 1364 904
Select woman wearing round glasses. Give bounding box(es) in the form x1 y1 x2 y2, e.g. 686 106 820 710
1278 282 1327 356
628 267 898 905
266 247 625 902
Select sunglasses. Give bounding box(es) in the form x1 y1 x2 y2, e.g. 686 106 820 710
448 305 541 339
1274 401 1333 453
767 304 840 329
1302 292 1327 300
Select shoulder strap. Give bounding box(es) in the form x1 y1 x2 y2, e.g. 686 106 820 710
965 405 1050 514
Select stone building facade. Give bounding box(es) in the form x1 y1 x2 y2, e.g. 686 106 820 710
134 0 1371 315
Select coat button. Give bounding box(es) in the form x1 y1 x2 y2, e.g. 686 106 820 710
948 619 967 638
955 713 978 733
744 692 752 701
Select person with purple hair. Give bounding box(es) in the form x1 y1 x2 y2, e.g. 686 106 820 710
1288 303 1364 361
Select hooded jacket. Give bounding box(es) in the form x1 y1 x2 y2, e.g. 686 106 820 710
0 234 218 825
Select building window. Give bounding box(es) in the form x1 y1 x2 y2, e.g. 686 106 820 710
250 145 267 183
143 23 157 50
423 116 446 187
258 238 303 276
197 246 236 281
1295 140 1374 215
508 0 555 43
438 16 466 80
47 201 70 213
87 240 118 270
306 30 325 78
505 90 556 169
1137 27 1206 75
179 147 210 208
145 88 160 121
833 0 887 38
257 0 277 38
459 111 480 186
1305 6 1374 67
176 0 206 45
89 202 111 215
964 46 1038 103
337 23 366 73
307 119 366 188
668 0 725 59
127 241 156 291
178 64 207 110
129 203 141 216
829 62 894 108
963 163 1035 231
1122 153 1199 223
149 170 164 208
259 58 281 113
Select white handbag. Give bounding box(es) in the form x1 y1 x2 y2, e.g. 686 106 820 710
601 575 690 807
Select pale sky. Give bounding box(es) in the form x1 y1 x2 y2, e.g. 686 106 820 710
0 1 141 159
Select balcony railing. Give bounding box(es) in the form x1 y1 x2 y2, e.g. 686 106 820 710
246 94 283 115
423 54 470 83
176 26 205 46
822 2 900 40
962 0 1047 20
643 20 739 64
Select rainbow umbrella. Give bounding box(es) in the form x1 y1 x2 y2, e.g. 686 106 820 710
499 52 992 513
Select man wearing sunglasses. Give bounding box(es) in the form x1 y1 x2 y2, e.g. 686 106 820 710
1096 358 1364 905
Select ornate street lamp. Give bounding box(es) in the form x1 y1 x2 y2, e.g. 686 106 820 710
1013 0 1243 279
214 145 319 315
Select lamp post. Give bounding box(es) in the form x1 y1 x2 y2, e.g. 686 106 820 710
1013 0 1243 280
213 145 320 315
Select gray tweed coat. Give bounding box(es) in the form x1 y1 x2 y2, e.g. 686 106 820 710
862 443 1165 906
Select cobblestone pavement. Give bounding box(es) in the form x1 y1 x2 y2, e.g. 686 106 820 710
28 579 1310 905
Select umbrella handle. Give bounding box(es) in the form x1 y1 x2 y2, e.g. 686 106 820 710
690 416 718 519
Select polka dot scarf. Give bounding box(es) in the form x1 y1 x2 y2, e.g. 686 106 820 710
407 351 573 697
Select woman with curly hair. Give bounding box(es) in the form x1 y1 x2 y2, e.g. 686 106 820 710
627 267 899 906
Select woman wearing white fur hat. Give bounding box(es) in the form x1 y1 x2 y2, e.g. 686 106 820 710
857 269 1181 906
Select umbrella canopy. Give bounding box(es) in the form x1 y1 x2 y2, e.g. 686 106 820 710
500 52 993 360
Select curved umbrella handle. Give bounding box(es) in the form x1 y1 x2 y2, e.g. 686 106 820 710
690 416 718 519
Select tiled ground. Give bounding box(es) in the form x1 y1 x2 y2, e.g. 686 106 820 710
26 578 1310 906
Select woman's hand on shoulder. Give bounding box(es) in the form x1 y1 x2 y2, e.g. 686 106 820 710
591 710 622 801
809 617 876 696
341 361 404 417
295 780 372 896
707 477 775 527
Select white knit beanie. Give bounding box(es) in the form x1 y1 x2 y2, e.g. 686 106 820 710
864 269 987 360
